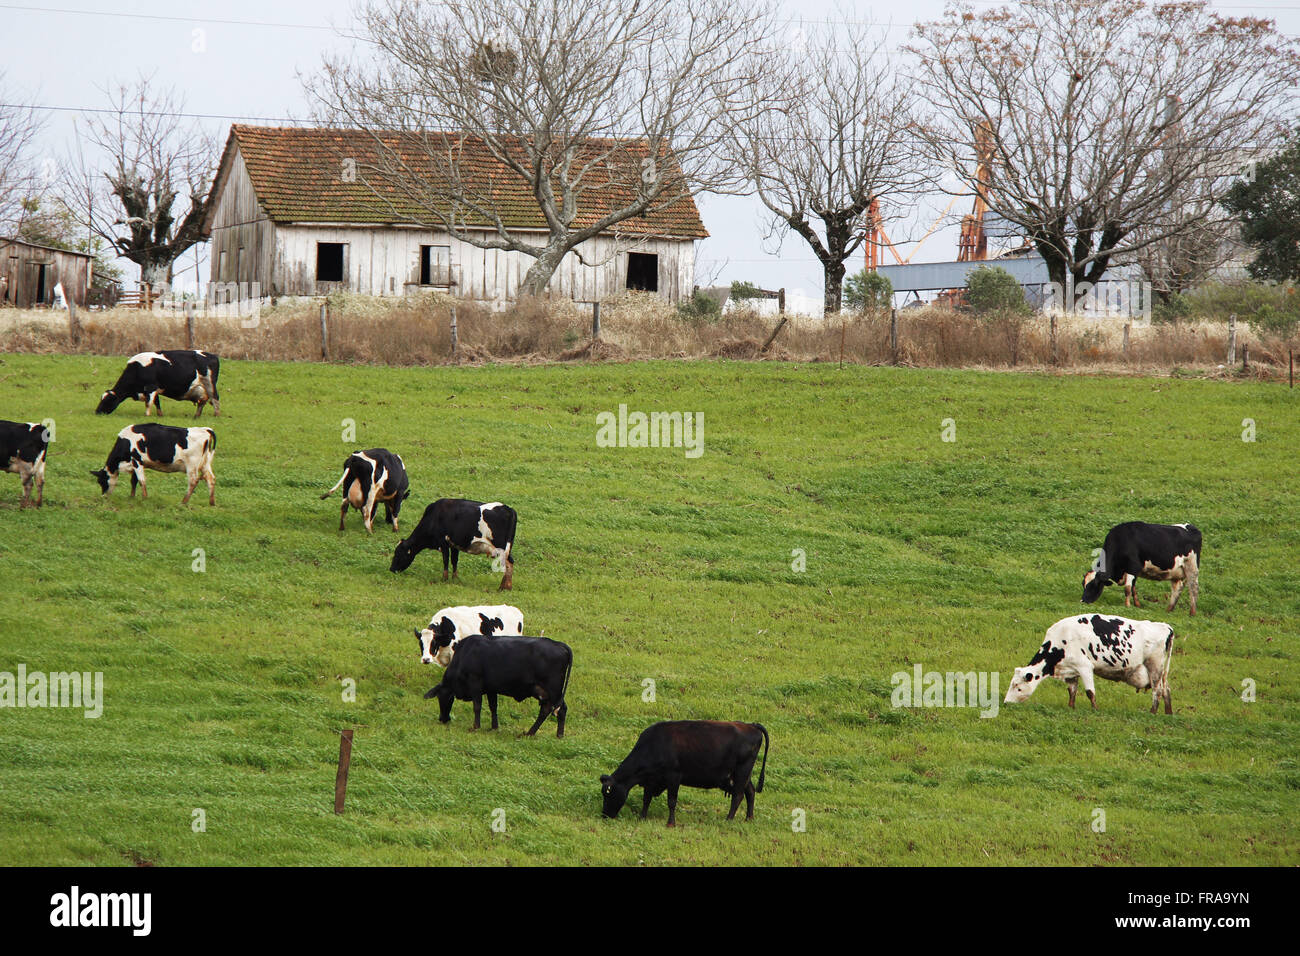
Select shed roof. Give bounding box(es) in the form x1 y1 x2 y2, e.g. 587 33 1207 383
204 125 708 240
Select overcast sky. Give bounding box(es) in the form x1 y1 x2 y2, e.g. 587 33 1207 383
5 0 1298 312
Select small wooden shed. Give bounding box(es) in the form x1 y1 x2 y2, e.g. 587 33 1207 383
0 238 92 309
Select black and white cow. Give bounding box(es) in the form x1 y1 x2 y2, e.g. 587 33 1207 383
414 605 525 666
1004 614 1175 714
423 634 571 737
91 424 217 505
319 448 410 533
95 350 221 418
1 420 49 508
1082 521 1202 615
600 721 770 827
390 498 517 590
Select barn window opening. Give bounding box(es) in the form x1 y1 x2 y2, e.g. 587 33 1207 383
316 242 345 283
626 252 658 292
420 244 450 285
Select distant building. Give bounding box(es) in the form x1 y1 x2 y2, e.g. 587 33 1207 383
0 238 92 308
201 125 708 304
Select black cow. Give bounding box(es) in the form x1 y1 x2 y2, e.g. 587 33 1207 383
601 721 770 827
96 350 221 418
423 635 571 737
1082 521 1202 615
319 448 410 533
91 424 217 505
391 498 517 590
1 420 49 508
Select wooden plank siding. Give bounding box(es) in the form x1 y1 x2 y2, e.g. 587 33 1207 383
0 239 92 309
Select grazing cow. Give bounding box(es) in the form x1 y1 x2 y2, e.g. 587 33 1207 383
0 420 49 508
390 498 517 590
319 448 410 533
1082 521 1202 615
600 721 770 827
95 350 221 418
413 605 525 666
91 424 217 505
1004 614 1175 714
423 635 571 736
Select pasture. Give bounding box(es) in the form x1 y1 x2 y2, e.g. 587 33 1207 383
0 353 1296 866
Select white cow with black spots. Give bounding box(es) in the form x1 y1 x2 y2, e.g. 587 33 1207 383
413 605 524 666
1004 614 1175 714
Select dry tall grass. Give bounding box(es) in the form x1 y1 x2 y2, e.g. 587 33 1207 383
1 292 1294 379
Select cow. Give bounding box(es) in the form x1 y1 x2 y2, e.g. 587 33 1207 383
600 721 770 827
413 605 525 666
1082 521 1202 615
319 448 410 533
1 420 49 508
423 634 571 737
1004 614 1175 714
390 498 517 590
91 424 217 505
95 350 221 418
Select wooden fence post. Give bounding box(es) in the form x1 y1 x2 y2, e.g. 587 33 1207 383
185 301 195 349
320 303 329 360
334 729 354 814
1050 314 1058 365
1242 343 1248 372
592 301 601 340
68 300 80 345
450 305 458 354
1227 314 1236 366
1122 321 1130 358
890 308 898 365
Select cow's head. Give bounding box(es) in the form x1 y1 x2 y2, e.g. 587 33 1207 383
423 682 454 723
600 775 631 819
414 618 458 666
90 468 115 495
1003 667 1044 704
390 538 415 572
1080 569 1109 604
95 391 122 415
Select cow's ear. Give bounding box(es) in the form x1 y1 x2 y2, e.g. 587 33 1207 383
414 629 423 639
600 774 611 785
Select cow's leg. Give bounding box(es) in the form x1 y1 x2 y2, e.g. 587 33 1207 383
524 699 549 736
1066 678 1078 710
193 396 205 418
339 501 348 531
1080 669 1098 710
363 488 378 534
182 468 199 505
640 790 654 820
744 781 756 821
666 783 680 827
205 463 215 506
450 548 459 581
499 552 514 591
1186 552 1199 616
440 544 450 581
555 700 567 738
487 692 499 730
1167 576 1184 611
19 467 33 508
129 471 138 497
471 695 482 731
33 458 44 507
726 781 745 820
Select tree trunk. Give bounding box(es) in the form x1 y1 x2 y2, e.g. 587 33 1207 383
519 243 569 298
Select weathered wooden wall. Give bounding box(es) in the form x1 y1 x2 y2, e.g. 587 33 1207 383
0 240 92 308
268 225 695 303
207 146 276 298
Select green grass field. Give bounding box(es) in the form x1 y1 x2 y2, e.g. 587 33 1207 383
1 354 1296 866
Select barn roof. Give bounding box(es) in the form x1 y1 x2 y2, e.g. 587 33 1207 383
204 125 708 240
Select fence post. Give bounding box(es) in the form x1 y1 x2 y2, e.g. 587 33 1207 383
1242 343 1248 372
320 302 329 360
592 301 601 340
185 301 195 349
449 305 458 354
890 307 898 365
1227 314 1236 366
1122 321 1130 358
1050 315 1059 365
68 300 80 345
778 288 786 314
334 729 353 814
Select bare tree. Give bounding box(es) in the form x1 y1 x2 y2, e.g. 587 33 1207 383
733 19 930 315
909 0 1300 300
63 77 218 288
0 73 46 235
306 0 777 296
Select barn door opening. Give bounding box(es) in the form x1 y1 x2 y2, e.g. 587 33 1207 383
35 264 48 304
420 244 450 286
626 252 659 292
316 242 346 284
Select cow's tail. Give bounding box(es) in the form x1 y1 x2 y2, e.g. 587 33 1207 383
504 507 518 565
753 723 769 793
205 428 216 454
1162 626 1175 691
555 643 573 715
320 468 348 499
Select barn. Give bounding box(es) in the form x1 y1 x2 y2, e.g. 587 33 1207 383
201 125 708 305
0 238 92 309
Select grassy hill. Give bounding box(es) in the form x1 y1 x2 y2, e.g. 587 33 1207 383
1 354 1296 865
